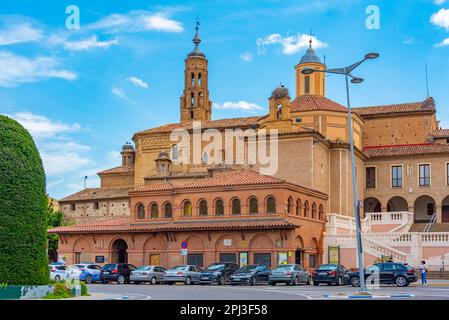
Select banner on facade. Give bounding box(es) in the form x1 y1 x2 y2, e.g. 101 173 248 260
328 246 340 264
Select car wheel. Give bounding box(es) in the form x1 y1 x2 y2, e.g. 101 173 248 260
293 277 299 286
134 281 141 285
250 277 257 286
395 276 408 287
351 277 361 287
218 276 225 286
185 277 192 285
55 275 60 282
85 275 92 284
117 275 125 285
151 277 157 285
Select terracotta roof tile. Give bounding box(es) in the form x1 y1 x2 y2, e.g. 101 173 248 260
432 129 449 138
60 187 130 202
97 166 134 175
364 143 449 158
130 170 284 193
353 97 435 118
135 116 261 135
291 95 348 113
48 217 298 234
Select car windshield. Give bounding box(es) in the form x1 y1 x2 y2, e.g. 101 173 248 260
274 265 292 270
236 265 258 273
205 264 225 271
103 264 117 270
170 266 187 271
317 264 338 270
135 266 152 271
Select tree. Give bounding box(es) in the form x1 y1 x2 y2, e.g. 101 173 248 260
0 115 49 284
46 199 64 262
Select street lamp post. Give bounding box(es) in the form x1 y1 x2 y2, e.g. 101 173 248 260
302 52 379 294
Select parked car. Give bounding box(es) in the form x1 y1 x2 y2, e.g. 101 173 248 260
347 262 417 287
230 265 271 286
67 263 102 284
49 265 67 282
100 263 137 284
269 264 312 286
199 262 239 285
130 265 166 285
312 264 348 286
164 265 203 285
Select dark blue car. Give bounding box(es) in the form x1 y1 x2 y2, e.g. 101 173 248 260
230 265 271 286
200 262 239 285
312 264 348 286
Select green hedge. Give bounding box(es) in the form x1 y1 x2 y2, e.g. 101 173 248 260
0 115 49 284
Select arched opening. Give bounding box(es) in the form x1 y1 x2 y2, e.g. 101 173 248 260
198 73 202 85
183 200 192 217
164 202 172 218
171 144 179 162
111 239 128 264
190 92 194 108
387 196 408 212
150 203 159 218
319 204 324 221
199 199 208 216
231 198 241 215
442 196 449 223
215 199 224 216
304 201 310 218
295 236 305 266
73 238 92 264
136 203 145 219
308 238 320 268
266 196 276 214
191 72 195 86
364 197 381 213
287 197 293 214
296 199 302 216
248 197 258 215
276 104 282 119
414 195 436 223
311 202 317 219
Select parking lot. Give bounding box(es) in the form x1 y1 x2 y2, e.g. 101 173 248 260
87 283 449 300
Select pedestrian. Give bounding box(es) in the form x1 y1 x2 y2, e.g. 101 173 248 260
420 260 428 286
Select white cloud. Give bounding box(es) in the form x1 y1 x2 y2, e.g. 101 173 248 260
434 0 446 5
430 8 449 30
111 86 127 99
256 33 328 55
0 19 43 46
240 52 254 62
6 112 81 138
41 152 91 175
62 35 118 51
213 101 264 111
127 76 149 88
435 37 449 47
90 11 184 34
0 51 77 87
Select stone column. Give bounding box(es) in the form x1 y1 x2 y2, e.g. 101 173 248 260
436 205 443 224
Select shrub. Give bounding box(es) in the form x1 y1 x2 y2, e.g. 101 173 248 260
0 115 49 285
80 282 90 296
43 283 72 299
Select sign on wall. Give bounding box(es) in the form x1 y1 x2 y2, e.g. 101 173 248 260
328 246 340 264
95 256 105 263
223 239 232 246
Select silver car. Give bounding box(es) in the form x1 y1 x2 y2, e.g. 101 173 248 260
130 265 166 285
269 264 312 286
164 265 203 285
49 265 67 282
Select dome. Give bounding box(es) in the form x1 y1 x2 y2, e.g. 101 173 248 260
271 85 290 100
122 143 134 152
299 42 321 64
187 20 206 58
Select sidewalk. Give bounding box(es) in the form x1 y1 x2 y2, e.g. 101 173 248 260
67 292 123 300
409 279 449 287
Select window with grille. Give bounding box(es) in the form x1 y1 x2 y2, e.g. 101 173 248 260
365 167 376 188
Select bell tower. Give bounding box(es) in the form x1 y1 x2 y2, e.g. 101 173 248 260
180 19 211 123
295 38 326 97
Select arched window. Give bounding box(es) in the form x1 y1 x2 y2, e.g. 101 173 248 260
231 198 241 215
137 203 145 219
198 73 202 85
276 104 282 119
296 199 301 216
199 200 208 216
150 203 159 218
183 201 192 217
319 204 324 221
249 197 258 215
215 199 224 216
266 196 276 214
172 144 179 162
312 203 317 219
304 201 310 218
191 92 194 107
191 72 195 86
164 202 172 218
287 197 293 214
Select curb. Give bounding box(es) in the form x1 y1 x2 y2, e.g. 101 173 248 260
324 293 415 299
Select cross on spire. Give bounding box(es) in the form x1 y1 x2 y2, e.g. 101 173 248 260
308 29 315 46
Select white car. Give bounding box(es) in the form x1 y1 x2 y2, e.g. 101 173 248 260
49 265 67 282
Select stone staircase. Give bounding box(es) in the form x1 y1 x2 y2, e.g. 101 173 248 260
409 223 449 232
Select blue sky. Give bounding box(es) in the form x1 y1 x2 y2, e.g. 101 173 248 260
1 0 449 199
